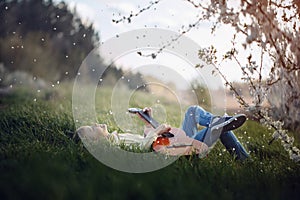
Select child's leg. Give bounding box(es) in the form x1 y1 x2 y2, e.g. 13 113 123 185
181 105 212 137
220 131 249 160
193 128 208 142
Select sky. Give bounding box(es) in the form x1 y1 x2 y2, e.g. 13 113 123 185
55 0 248 86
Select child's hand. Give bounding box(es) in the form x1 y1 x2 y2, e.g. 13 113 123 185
154 124 171 135
142 107 152 117
137 107 152 125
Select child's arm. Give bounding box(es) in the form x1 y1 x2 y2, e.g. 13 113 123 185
140 124 171 149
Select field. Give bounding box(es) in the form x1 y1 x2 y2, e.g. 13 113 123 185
0 84 300 200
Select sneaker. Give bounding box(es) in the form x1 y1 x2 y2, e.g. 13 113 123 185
202 114 246 147
210 114 246 134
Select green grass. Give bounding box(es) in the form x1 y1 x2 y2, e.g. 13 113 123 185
0 85 300 200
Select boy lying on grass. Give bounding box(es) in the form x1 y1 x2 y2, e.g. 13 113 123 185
76 105 249 160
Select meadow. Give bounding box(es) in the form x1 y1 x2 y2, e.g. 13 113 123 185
0 84 299 200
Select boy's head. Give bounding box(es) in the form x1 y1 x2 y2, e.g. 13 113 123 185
76 123 109 140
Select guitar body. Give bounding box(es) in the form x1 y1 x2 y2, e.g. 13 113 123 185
152 127 208 157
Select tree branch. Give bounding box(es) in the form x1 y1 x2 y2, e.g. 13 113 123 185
112 0 162 24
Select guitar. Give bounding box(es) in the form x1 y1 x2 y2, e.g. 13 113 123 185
128 108 208 156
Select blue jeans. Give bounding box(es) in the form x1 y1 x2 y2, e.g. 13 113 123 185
181 105 249 160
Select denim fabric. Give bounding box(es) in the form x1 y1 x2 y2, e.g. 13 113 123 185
181 105 249 160
181 105 212 138
220 131 249 160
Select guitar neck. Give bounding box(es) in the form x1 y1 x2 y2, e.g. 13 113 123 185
128 108 174 138
137 110 160 128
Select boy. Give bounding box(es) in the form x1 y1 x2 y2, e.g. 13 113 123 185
77 105 249 160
